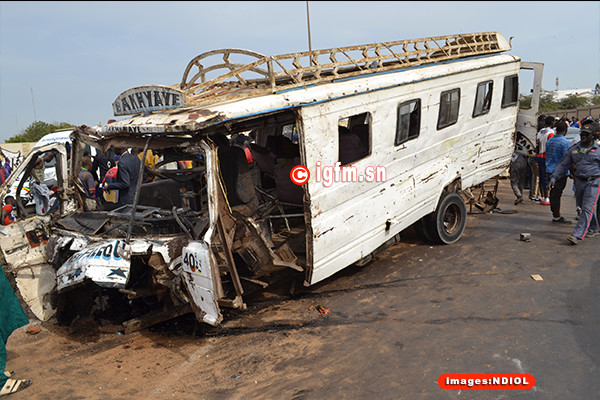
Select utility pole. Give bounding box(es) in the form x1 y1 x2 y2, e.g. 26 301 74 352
30 87 37 121
306 1 312 52
555 77 559 92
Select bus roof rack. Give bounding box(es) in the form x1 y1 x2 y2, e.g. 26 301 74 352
178 32 511 106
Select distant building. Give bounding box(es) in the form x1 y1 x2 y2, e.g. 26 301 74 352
544 88 595 100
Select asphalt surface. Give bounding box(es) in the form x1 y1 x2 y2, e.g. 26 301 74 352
5 177 599 399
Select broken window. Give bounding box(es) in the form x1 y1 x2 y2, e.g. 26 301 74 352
10 149 63 219
437 88 460 130
502 74 519 108
395 99 421 145
339 112 371 165
473 80 493 117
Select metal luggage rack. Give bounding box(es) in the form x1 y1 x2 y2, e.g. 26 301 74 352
178 32 510 106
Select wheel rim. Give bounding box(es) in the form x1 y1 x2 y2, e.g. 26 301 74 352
442 203 462 235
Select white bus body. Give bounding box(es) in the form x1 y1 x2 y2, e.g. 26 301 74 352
0 33 543 329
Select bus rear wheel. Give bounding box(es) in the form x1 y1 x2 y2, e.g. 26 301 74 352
424 192 467 245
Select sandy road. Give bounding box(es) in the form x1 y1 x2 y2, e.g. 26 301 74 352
5 178 599 399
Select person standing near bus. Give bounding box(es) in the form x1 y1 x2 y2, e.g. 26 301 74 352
100 147 141 207
545 121 571 223
536 116 556 205
78 156 97 211
550 122 600 244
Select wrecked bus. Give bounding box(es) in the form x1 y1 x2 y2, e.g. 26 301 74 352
0 32 542 331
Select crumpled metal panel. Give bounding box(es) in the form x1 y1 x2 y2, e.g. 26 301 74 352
181 241 222 326
55 212 109 235
57 239 130 291
100 108 226 136
15 264 56 321
0 216 52 269
56 237 178 292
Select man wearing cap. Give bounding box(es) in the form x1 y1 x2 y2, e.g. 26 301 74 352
550 122 600 244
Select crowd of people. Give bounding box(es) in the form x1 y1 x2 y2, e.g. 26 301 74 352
510 114 600 244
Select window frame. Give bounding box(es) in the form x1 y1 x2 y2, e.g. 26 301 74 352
437 88 461 130
472 80 494 118
501 74 519 108
338 112 371 165
395 99 421 146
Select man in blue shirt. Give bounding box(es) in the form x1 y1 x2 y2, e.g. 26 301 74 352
550 122 600 244
545 121 572 223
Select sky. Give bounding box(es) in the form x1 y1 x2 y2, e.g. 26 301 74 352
0 1 599 142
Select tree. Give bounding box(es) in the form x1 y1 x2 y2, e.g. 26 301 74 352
559 94 589 110
519 95 532 110
539 92 561 112
5 121 75 143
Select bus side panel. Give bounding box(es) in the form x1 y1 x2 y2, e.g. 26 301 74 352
301 61 521 286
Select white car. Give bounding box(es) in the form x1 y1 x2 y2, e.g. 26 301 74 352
6 130 74 207
565 126 580 144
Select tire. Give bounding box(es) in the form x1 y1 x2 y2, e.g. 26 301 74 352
425 192 467 245
414 216 435 243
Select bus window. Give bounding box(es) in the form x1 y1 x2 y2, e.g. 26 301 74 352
339 113 371 165
502 74 519 108
395 99 421 145
437 89 460 130
473 81 493 117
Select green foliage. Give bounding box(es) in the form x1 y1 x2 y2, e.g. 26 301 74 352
560 94 589 110
528 92 599 113
519 95 532 110
5 121 75 143
539 92 558 112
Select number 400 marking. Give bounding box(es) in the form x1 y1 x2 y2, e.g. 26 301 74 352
184 252 201 273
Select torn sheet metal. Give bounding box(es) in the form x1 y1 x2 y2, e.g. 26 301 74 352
57 239 130 291
55 212 109 235
15 264 57 321
0 216 52 269
55 236 181 292
181 241 222 326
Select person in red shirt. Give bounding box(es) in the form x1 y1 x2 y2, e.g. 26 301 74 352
536 116 556 205
100 166 119 208
1 196 16 226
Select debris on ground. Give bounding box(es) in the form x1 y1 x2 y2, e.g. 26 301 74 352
310 305 330 317
25 325 41 335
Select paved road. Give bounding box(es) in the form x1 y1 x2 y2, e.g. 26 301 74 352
6 178 599 399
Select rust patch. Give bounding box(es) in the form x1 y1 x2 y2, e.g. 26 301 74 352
315 227 334 238
421 171 438 183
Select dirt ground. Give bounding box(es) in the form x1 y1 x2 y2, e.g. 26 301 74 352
4 178 600 399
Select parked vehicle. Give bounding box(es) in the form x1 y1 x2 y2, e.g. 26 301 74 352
5 129 98 209
565 126 580 143
0 32 543 331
